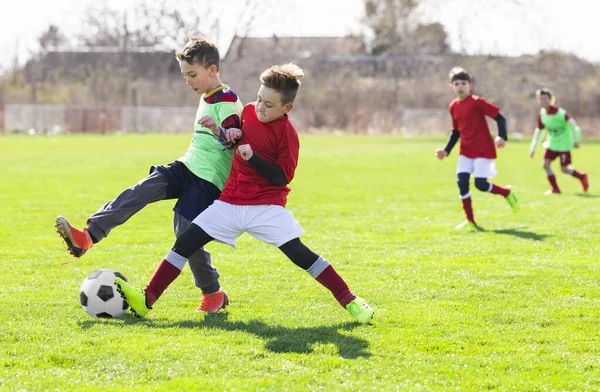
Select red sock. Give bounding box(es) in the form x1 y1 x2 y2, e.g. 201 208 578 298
570 169 584 180
315 265 355 307
461 197 476 224
144 259 182 308
490 184 510 198
547 175 560 192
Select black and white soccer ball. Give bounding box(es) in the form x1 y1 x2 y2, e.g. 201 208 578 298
79 268 129 318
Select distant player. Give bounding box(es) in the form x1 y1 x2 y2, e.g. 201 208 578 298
529 87 589 195
55 35 243 311
115 63 374 324
435 67 519 229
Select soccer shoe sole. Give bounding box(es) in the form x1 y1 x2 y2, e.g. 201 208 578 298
55 216 87 257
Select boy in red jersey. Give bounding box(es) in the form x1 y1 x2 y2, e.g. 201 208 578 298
435 67 519 229
115 63 374 324
55 35 243 308
529 87 589 194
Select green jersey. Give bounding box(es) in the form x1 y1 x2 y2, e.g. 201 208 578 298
534 106 581 152
178 85 243 190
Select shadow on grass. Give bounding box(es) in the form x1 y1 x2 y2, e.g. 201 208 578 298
489 227 552 241
175 315 371 359
80 314 371 358
574 193 600 198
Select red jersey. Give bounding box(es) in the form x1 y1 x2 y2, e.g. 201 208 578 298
219 103 299 207
537 105 570 129
449 94 500 159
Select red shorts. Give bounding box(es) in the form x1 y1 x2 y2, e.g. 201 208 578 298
544 149 571 166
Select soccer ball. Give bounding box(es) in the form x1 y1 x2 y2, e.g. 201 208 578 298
79 268 129 318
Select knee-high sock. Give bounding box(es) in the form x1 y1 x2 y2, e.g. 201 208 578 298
461 195 475 224
310 260 355 308
547 174 560 191
144 252 186 307
569 168 585 180
489 184 510 197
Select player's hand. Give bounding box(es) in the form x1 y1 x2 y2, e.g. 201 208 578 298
495 136 506 148
435 148 448 160
529 151 534 159
574 141 580 148
237 144 253 160
197 116 218 135
225 128 242 143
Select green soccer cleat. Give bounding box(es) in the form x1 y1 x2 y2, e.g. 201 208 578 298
114 277 151 318
506 188 519 213
346 297 374 324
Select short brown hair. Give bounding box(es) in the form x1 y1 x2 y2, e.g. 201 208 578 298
449 66 472 83
536 87 553 99
175 35 220 70
259 63 304 105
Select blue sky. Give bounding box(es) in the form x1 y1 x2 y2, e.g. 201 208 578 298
0 0 598 70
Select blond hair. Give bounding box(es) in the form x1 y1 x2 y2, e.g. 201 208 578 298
260 63 304 105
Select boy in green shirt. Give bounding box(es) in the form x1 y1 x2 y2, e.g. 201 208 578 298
529 88 589 194
55 35 243 311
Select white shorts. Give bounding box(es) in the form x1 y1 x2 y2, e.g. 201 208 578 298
456 155 497 178
192 200 305 248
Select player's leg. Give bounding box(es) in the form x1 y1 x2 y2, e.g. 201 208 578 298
474 158 518 212
171 177 223 310
175 214 220 290
543 150 560 194
457 172 476 227
244 205 373 323
559 152 588 192
55 167 171 257
183 201 244 312
456 155 476 227
278 238 374 324
115 223 216 317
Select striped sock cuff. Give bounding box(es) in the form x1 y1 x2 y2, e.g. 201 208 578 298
306 256 330 279
165 250 188 270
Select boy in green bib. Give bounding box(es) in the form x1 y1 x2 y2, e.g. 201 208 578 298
529 88 589 194
55 35 243 312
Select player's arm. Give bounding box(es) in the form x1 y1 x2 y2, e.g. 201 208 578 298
237 145 288 185
438 129 460 158
495 113 507 141
530 113 545 157
216 114 242 149
568 117 582 147
248 154 288 186
436 106 459 160
197 114 241 149
238 130 299 186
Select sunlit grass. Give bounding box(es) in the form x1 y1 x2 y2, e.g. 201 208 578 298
0 133 598 391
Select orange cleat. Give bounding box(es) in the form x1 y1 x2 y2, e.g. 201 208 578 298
581 173 589 192
55 216 93 257
197 290 228 313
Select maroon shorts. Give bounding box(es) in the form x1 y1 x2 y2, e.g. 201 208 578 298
544 149 571 166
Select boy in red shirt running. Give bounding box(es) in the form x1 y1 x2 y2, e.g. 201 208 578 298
115 63 374 324
435 67 519 229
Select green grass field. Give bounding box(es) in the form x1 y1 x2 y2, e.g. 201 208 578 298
0 134 598 391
